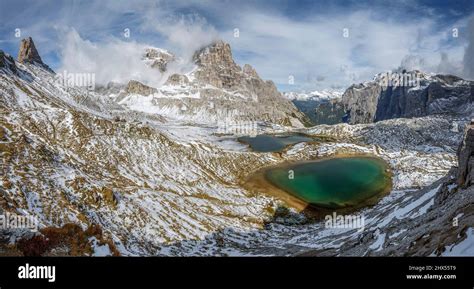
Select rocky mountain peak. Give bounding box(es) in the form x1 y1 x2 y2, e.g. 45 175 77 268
191 41 242 89
17 37 44 65
457 120 474 187
193 40 236 68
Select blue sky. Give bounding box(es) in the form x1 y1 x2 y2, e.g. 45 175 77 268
0 0 473 91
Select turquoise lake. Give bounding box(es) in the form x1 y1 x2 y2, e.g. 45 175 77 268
264 157 391 209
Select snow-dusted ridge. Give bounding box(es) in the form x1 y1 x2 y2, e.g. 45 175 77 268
284 89 343 101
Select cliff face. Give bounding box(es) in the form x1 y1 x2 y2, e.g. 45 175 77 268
193 41 241 89
457 120 474 187
342 82 382 124
342 72 473 124
143 48 174 73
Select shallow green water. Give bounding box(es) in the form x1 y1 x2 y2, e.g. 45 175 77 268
238 134 315 152
265 157 391 208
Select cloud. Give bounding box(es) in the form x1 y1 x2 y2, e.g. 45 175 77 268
142 11 219 61
463 16 474 79
222 9 470 91
3 0 472 90
58 29 164 87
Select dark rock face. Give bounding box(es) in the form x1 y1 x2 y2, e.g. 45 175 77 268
342 72 473 124
457 120 474 187
471 84 474 102
17 37 44 65
0 50 17 73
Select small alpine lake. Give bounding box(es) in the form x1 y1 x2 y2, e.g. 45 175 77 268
237 133 329 153
245 156 392 210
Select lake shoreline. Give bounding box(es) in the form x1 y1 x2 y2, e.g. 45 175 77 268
241 153 393 217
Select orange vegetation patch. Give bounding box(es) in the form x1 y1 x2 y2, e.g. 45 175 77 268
16 223 120 256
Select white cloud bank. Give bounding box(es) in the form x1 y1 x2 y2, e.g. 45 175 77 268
56 8 220 88
51 2 473 90
58 29 164 87
223 10 472 90
463 16 474 79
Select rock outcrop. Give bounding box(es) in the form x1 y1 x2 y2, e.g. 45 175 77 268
17 37 44 65
143 48 174 73
242 64 259 79
457 120 474 187
0 50 17 73
342 71 474 124
193 40 244 89
165 74 189 86
16 37 53 72
126 80 157 96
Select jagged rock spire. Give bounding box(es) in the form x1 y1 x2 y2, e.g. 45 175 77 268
457 120 474 187
17 37 53 73
17 37 45 65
